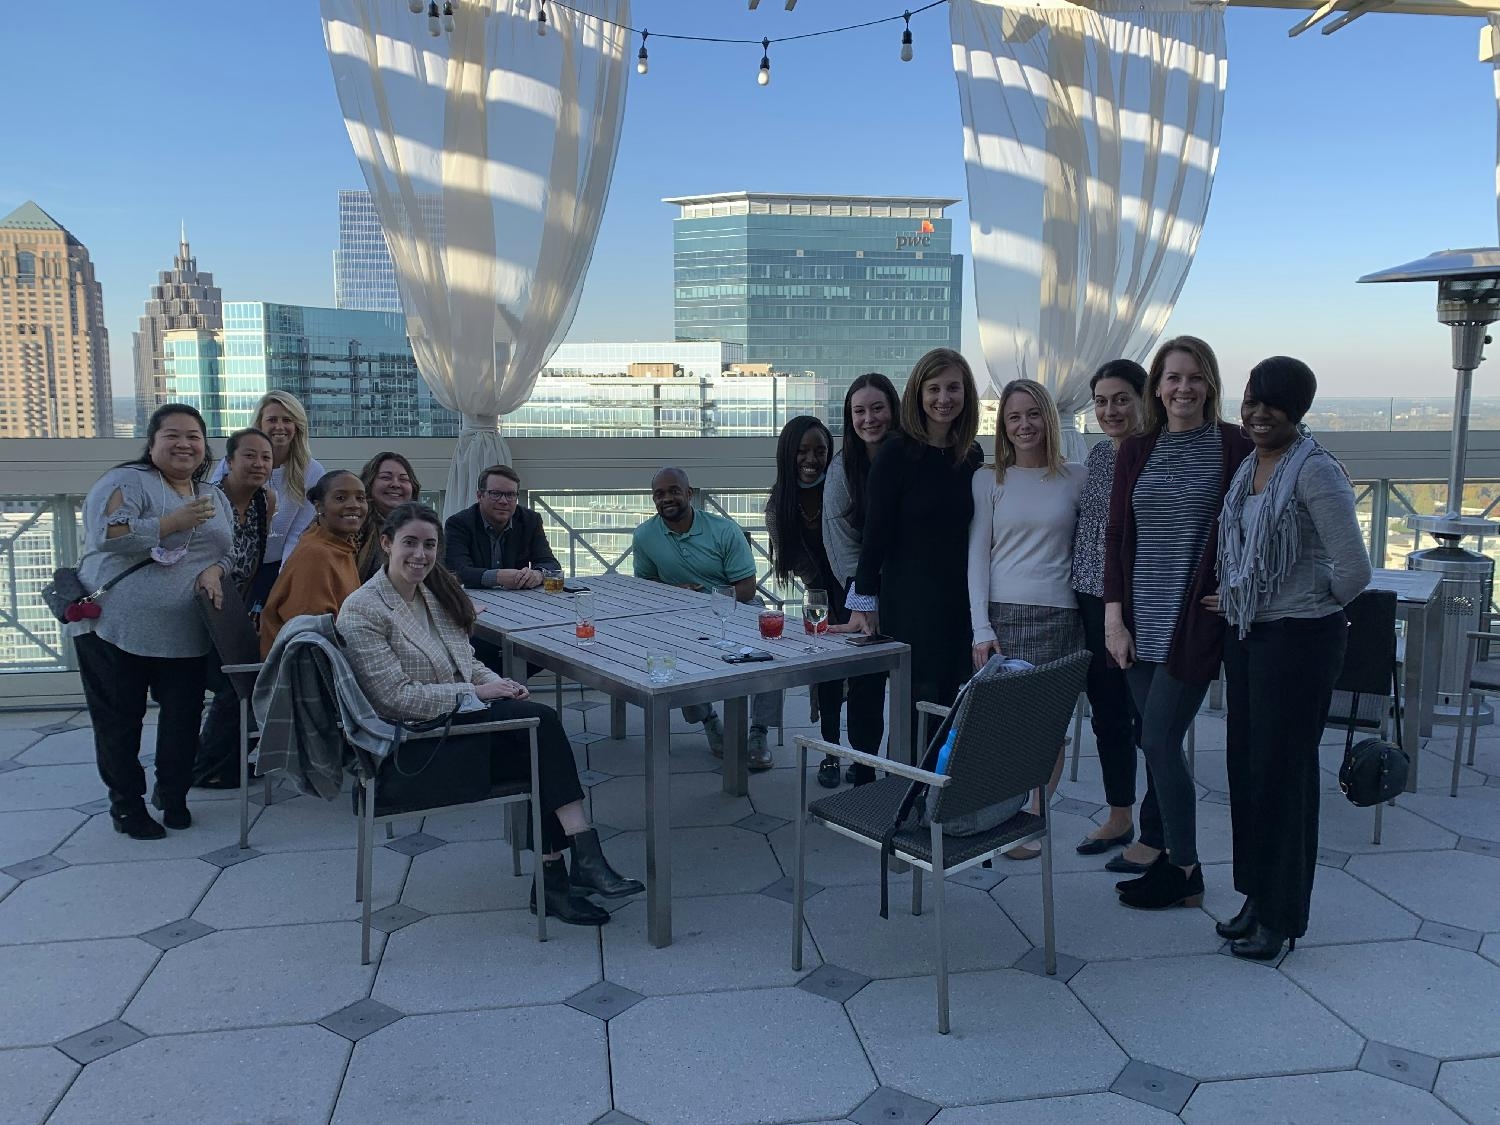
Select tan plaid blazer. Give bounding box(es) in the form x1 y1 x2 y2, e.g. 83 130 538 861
337 570 499 722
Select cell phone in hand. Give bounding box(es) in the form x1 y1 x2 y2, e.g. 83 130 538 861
844 633 892 647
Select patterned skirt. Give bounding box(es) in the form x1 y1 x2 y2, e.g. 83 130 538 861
986 602 1085 666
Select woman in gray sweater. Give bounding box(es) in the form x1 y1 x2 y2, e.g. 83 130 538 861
1211 357 1371 959
72 404 234 839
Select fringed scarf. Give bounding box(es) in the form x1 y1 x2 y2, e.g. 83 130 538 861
1217 429 1320 639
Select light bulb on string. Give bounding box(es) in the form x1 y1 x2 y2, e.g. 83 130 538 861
537 0 547 35
427 0 440 35
757 38 770 86
900 12 913 62
408 0 423 13
443 1 455 32
637 29 649 75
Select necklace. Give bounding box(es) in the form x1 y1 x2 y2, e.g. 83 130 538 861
153 471 199 565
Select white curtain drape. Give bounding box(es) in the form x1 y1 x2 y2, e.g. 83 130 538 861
951 0 1227 457
322 0 630 515
1492 15 1500 236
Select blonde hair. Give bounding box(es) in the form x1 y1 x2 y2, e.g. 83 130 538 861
253 391 313 506
1145 336 1222 431
993 379 1065 482
899 347 980 463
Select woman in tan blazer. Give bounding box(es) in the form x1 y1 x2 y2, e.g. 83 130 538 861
337 501 640 926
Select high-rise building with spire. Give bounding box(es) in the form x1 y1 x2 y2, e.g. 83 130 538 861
0 201 113 438
132 223 222 432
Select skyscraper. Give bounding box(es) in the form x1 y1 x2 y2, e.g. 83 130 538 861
0 201 112 438
666 191 964 422
132 225 223 432
333 189 445 314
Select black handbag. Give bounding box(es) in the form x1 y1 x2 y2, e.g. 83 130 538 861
1339 737 1409 807
372 705 493 816
40 559 153 623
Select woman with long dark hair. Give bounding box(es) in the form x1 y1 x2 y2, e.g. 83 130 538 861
72 404 233 838
1103 336 1253 909
356 452 420 580
1214 357 1369 959
338 503 642 925
849 349 984 751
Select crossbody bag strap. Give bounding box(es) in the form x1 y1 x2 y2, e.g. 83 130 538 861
89 557 155 600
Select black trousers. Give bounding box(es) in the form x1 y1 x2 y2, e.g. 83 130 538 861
458 699 585 853
1224 612 1347 938
75 632 207 813
814 672 887 753
194 667 259 786
1077 593 1141 809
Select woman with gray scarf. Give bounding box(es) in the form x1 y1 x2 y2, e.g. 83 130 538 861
1210 357 1370 960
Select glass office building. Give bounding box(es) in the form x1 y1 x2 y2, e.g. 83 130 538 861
333 189 446 314
164 302 458 437
667 192 964 423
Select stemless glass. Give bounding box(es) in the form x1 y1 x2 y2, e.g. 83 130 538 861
645 648 676 683
803 589 830 635
758 606 785 640
542 567 564 594
712 584 737 645
574 591 596 644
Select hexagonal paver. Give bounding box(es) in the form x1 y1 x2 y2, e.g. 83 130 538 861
124 921 381 1033
1181 1070 1465 1123
238 793 356 852
16 727 103 766
0 808 86 868
1435 1056 1500 1124
1281 940 1500 1058
768 821 887 887
603 892 817 995
0 1045 78 1125
398 838 535 915
804 882 1030 980
0 937 159 1048
372 910 600 1015
0 765 108 812
611 987 875 1125
56 798 254 864
1345 849 1500 932
1396 787 1500 841
192 847 409 929
1201 865 1420 948
46 1025 349 1125
595 826 783 897
847 970 1124 1105
0 858 215 944
1481 932 1500 968
929 1092 1179 1123
1070 953 1363 1079
332 1006 608 1125
993 869 1222 962
587 771 753 831
1316 794 1458 854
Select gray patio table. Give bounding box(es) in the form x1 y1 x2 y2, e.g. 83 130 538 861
500 601 912 947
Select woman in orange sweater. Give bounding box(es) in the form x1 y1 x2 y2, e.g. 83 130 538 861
259 470 367 656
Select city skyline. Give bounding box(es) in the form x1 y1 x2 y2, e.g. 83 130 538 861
4 2 1500 415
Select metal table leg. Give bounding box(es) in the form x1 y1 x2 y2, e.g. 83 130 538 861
610 698 627 740
645 696 673 947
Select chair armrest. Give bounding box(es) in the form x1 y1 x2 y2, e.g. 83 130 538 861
400 716 542 741
793 735 949 787
915 701 951 719
223 662 263 675
1466 631 1500 642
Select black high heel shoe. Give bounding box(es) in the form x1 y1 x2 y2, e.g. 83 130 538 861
1215 897 1257 940
1231 923 1293 960
1119 861 1203 910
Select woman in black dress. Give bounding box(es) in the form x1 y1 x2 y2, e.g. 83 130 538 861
849 348 983 752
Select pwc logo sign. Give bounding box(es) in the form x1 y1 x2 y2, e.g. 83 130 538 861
896 220 936 250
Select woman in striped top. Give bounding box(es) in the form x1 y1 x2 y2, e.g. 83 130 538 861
1103 337 1253 910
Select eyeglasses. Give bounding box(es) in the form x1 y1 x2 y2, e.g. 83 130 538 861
482 489 519 501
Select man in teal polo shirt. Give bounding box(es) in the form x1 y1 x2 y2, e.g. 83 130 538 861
632 466 782 769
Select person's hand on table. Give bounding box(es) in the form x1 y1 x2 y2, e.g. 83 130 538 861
826 621 863 634
477 678 530 701
848 609 879 636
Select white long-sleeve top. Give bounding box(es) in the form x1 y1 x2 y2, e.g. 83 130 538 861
967 463 1086 645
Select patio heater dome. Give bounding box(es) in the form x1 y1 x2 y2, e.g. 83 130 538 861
1359 248 1500 724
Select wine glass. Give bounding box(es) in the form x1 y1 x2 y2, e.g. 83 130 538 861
712 584 737 646
803 589 830 636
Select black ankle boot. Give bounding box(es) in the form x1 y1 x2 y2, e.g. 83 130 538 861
150 787 191 830
1119 861 1203 910
1216 897 1257 940
568 829 644 898
1115 852 1169 895
1231 923 1292 960
111 804 166 840
531 858 610 926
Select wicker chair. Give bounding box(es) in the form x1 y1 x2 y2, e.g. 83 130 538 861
790 651 1089 1034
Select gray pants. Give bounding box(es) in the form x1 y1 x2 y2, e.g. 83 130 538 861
1124 661 1209 868
683 693 782 730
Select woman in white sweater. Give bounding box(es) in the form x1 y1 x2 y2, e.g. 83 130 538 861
967 379 1086 858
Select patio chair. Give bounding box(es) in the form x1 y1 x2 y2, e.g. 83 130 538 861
790 651 1089 1034
1454 613 1500 797
1331 590 1403 842
194 585 272 850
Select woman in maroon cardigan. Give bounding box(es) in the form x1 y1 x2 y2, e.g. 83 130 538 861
1103 336 1253 910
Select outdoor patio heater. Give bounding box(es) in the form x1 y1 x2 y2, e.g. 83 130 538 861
1359 248 1500 724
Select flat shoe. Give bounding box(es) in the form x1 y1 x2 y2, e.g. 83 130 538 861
1105 854 1151 874
1075 828 1134 856
1003 844 1040 861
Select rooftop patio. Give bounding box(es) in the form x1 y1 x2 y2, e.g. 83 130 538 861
1 682 1497 1124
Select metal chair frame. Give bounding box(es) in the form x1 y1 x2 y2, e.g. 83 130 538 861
1454 624 1499 797
222 661 273 850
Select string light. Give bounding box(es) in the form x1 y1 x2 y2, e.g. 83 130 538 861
900 11 913 61
427 0 440 36
537 0 547 36
637 29 649 75
443 1 455 33
758 37 770 86
408 0 423 13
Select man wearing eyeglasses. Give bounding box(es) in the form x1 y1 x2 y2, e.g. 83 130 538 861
444 464 560 591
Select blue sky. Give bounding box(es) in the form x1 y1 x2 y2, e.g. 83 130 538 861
3 0 1497 401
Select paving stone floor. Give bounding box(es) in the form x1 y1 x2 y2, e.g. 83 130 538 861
0 690 1497 1124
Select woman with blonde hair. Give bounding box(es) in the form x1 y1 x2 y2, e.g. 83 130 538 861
849 348 984 748
966 379 1086 857
215 391 324 610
